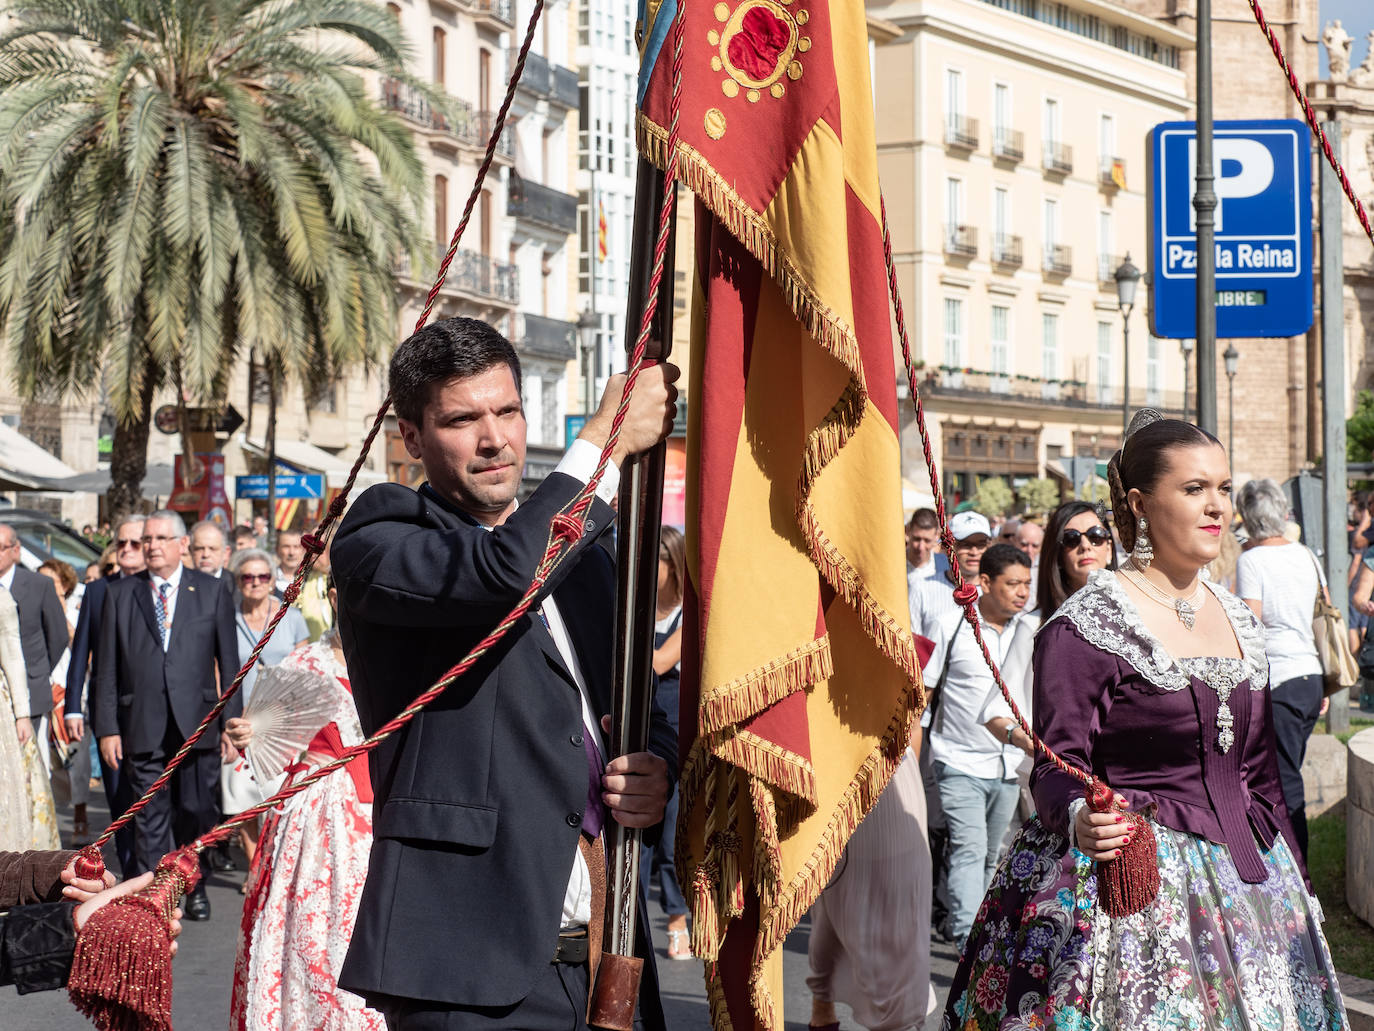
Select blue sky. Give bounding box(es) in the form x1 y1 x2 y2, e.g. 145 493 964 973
1323 0 1374 68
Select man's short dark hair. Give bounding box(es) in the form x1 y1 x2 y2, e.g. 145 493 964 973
980 543 1031 581
234 526 257 545
389 317 522 426
908 508 938 531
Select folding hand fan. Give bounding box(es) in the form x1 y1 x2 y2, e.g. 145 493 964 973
241 665 338 782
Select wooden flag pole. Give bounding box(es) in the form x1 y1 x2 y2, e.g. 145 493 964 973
588 156 677 1030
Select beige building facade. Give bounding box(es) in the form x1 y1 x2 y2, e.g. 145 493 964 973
870 0 1193 502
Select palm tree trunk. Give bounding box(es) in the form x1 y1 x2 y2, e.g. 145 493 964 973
266 365 277 547
107 353 158 521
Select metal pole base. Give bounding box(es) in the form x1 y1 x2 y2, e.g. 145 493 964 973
588 952 644 1031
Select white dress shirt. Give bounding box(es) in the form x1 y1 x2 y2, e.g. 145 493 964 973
478 438 620 928
922 605 1033 781
0 565 15 593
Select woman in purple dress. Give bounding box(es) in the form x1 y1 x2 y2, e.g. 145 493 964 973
942 412 1348 1030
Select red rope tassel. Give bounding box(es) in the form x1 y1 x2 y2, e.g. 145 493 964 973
1086 778 1159 918
67 849 201 1031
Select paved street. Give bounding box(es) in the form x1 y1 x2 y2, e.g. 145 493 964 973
8 797 958 1031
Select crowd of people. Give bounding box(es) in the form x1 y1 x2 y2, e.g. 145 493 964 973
0 316 1359 1031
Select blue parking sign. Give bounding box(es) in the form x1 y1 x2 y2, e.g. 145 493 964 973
1148 119 1313 339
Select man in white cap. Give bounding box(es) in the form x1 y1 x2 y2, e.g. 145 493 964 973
908 511 990 641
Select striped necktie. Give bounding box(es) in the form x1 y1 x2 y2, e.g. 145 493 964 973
153 581 173 651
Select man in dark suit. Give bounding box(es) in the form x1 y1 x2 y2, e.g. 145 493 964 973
64 516 145 874
0 523 69 724
333 317 678 1030
92 510 239 919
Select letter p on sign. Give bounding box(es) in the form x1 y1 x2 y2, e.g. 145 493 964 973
1187 138 1274 233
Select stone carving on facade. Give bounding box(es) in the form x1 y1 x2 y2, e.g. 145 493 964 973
1352 32 1374 88
1325 20 1353 82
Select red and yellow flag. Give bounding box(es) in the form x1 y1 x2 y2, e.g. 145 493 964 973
597 201 608 263
638 2 922 1028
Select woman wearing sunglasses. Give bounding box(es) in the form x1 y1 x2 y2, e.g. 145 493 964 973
1034 501 1118 617
222 548 310 874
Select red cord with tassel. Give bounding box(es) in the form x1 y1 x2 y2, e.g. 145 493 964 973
1085 778 1160 918
67 848 201 1031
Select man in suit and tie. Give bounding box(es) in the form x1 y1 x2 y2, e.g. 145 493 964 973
332 317 678 1030
0 524 70 733
64 516 144 874
92 510 239 920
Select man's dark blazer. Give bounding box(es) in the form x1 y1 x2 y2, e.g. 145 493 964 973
65 573 119 718
91 568 240 754
7 566 68 719
333 473 676 1020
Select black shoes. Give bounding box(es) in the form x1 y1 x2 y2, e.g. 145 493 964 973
208 846 238 872
184 884 211 921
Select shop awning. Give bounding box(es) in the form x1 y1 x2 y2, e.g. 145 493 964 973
0 423 81 491
38 464 175 497
241 436 386 490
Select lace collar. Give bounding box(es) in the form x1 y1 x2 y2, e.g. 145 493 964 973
1050 569 1269 694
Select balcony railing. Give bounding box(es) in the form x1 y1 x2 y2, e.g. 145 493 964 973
945 114 979 149
944 224 978 258
551 66 579 108
513 50 551 95
380 77 455 134
923 366 1184 413
508 176 578 234
508 50 579 110
516 313 577 360
1098 253 1128 288
396 248 518 304
1043 243 1072 277
1043 141 1073 175
472 0 514 26
992 128 1024 162
380 79 513 158
1100 157 1125 189
992 234 1023 267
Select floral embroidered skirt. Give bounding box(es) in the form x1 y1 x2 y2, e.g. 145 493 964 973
941 817 1348 1031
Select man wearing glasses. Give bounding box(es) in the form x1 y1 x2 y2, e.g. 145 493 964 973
64 517 144 872
92 511 239 919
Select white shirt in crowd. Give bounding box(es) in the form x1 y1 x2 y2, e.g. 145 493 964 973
922 606 1037 781
909 572 977 644
906 552 950 595
1234 541 1323 688
477 438 619 929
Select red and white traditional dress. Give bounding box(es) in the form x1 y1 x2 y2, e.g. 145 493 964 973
230 635 382 1031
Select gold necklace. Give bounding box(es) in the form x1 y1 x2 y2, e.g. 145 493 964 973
1120 559 1207 630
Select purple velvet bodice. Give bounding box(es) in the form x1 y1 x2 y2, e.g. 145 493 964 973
1030 571 1305 885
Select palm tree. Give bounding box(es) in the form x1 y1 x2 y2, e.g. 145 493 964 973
0 0 433 516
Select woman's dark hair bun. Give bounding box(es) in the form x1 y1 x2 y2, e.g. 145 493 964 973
1107 411 1220 551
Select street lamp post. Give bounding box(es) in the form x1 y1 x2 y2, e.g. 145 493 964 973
1114 254 1141 434
577 309 600 417
1180 338 1195 423
1223 343 1239 458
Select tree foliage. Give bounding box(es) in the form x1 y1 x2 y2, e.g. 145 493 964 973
0 0 433 512
1348 390 1374 465
972 477 1014 518
1018 477 1061 516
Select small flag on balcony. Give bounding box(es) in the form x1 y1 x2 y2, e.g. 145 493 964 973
597 201 608 262
1111 158 1127 190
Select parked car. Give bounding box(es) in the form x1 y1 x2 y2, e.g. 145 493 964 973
0 509 103 572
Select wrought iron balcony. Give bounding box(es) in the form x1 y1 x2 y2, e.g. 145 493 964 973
993 128 1024 162
380 79 513 158
513 50 551 96
922 366 1184 414
472 0 513 27
1043 243 1072 277
395 247 518 305
1098 253 1128 288
1100 157 1126 189
508 176 578 235
944 224 978 258
551 66 579 109
516 313 577 360
1043 141 1073 175
945 115 979 150
992 234 1023 267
